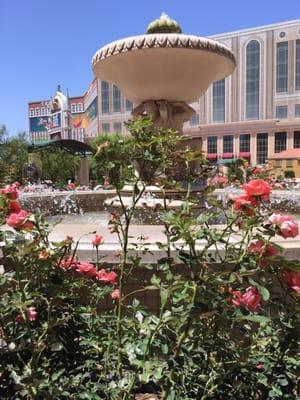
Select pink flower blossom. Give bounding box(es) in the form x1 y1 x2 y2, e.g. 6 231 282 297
92 234 104 247
283 271 300 292
58 256 78 270
0 184 18 200
6 210 34 230
110 289 120 300
233 193 257 216
248 240 278 258
97 269 117 285
241 287 262 311
75 262 97 277
267 214 299 238
229 286 262 311
16 307 37 324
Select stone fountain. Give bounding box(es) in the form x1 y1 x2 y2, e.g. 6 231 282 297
92 13 236 221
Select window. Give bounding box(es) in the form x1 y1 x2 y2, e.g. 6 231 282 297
295 104 300 118
101 81 110 113
240 134 251 153
113 85 121 112
294 131 300 148
207 136 217 154
113 122 122 132
256 132 268 164
71 104 76 113
125 99 133 111
213 79 225 122
29 109 34 117
102 123 110 133
296 40 300 90
286 159 293 167
246 40 260 120
276 105 288 119
274 160 282 168
275 132 287 153
223 135 233 153
189 114 199 126
276 42 288 93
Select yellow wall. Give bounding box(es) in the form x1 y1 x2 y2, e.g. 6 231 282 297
269 158 300 178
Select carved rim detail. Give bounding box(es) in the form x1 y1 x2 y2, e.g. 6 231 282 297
92 34 236 67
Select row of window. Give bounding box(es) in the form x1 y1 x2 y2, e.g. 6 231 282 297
207 131 300 164
101 81 133 114
274 159 295 168
101 122 123 133
190 103 300 127
276 104 300 119
208 39 300 123
29 131 50 141
71 103 84 113
29 107 51 117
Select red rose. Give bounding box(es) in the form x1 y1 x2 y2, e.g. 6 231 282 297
75 261 97 277
97 269 117 285
6 210 33 230
242 179 271 200
92 234 104 247
283 271 300 292
233 193 257 216
9 200 21 213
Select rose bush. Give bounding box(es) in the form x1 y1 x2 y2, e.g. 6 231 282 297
0 120 299 399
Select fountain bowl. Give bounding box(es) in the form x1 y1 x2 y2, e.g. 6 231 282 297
92 33 235 104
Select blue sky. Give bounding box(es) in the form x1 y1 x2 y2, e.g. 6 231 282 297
0 0 299 136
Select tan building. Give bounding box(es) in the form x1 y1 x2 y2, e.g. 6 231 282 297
95 19 300 166
29 19 300 166
269 148 300 178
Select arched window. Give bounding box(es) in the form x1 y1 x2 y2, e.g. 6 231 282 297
246 40 260 120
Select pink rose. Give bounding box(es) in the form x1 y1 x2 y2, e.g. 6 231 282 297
229 286 262 311
110 288 120 300
97 269 117 285
279 217 299 238
6 210 33 230
243 179 271 200
268 214 299 238
92 234 104 247
0 184 18 200
248 240 278 258
58 256 78 270
241 287 262 311
283 271 300 292
75 262 97 277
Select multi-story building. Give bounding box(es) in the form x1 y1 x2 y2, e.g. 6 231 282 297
28 19 300 166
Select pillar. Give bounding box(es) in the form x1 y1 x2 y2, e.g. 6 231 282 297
78 157 89 186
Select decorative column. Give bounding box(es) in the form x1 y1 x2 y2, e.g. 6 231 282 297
250 132 257 166
287 130 293 149
268 131 275 157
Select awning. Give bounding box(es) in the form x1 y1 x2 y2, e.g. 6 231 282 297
217 158 240 165
206 153 217 159
222 153 234 158
239 152 251 158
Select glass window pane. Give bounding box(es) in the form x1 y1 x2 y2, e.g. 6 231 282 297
113 122 122 132
125 99 133 111
189 114 199 126
102 123 110 133
296 40 300 91
246 40 260 120
276 106 288 119
239 134 251 153
113 85 121 112
223 135 233 153
207 136 217 153
213 79 225 122
256 132 268 164
101 81 110 114
295 104 300 118
274 131 287 153
276 42 288 93
294 131 300 148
